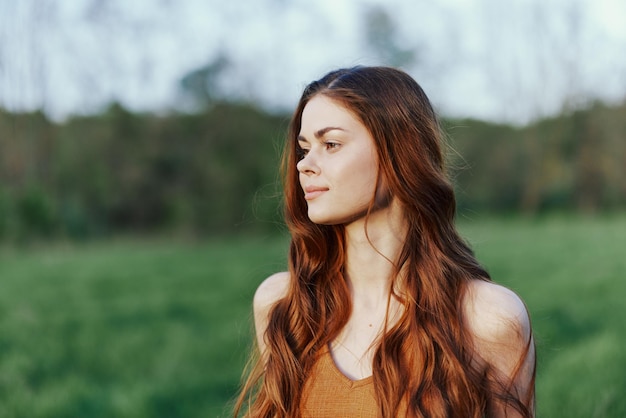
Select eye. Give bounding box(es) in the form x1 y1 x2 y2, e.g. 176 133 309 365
297 146 309 159
324 142 340 151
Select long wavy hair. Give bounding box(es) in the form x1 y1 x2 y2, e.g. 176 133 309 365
235 66 534 417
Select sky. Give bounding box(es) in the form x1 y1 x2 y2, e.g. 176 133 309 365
0 0 625 124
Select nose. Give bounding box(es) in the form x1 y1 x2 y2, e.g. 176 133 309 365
296 150 319 175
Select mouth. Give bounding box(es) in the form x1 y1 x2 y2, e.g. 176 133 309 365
303 186 329 201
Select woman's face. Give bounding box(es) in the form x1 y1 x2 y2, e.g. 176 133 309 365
296 95 381 225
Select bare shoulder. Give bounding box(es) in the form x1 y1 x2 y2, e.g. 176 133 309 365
253 271 291 314
464 280 536 415
463 279 532 349
253 272 291 354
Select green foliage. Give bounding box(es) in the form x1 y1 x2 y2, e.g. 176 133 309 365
0 102 287 241
446 100 626 214
16 186 57 238
0 236 288 417
0 187 12 238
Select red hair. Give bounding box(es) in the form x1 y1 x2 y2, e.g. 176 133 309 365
236 66 534 417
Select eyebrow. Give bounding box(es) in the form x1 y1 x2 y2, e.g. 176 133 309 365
297 127 346 142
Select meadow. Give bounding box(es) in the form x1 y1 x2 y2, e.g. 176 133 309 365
0 214 624 417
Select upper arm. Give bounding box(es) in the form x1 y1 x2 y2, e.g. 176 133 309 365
464 280 536 417
252 271 290 359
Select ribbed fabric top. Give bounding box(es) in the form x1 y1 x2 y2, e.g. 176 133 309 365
301 346 378 417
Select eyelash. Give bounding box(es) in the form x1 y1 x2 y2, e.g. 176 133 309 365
297 148 309 159
297 141 340 159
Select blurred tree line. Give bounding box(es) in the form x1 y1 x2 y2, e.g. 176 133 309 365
0 98 624 241
447 100 626 214
0 102 286 241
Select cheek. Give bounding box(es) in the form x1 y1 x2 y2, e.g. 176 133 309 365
345 154 380 198
361 151 380 192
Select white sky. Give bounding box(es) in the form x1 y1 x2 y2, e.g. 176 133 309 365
0 0 625 124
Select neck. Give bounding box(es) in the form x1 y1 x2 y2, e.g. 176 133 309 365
343 199 407 305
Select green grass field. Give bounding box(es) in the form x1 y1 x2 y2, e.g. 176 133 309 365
0 215 624 417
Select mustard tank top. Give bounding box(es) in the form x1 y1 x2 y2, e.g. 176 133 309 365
301 346 378 417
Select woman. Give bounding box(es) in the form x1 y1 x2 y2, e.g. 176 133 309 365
236 66 535 417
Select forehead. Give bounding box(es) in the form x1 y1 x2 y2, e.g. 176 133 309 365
299 95 364 135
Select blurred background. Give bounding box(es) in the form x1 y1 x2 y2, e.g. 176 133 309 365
0 0 625 417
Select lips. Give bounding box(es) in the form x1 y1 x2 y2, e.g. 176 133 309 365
303 185 329 200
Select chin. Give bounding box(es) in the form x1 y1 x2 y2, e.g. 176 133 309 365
306 209 341 225
307 214 336 225
307 208 369 226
